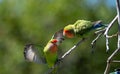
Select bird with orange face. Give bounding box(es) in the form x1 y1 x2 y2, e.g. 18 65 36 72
63 20 105 38
43 39 60 68
24 29 64 68
43 29 64 68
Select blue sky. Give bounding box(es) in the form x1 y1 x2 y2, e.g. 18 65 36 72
106 0 115 7
0 0 116 7
0 0 2 3
86 0 116 7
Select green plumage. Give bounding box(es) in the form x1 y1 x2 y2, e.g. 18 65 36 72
43 40 58 68
43 29 64 68
73 20 93 36
64 20 104 38
24 29 64 74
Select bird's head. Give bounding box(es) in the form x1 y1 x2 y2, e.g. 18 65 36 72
46 39 58 53
63 25 75 38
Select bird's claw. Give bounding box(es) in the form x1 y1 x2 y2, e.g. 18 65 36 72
55 58 63 65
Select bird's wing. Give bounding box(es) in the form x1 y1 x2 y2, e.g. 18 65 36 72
52 29 65 45
24 44 46 64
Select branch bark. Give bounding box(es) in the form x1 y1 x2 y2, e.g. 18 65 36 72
61 38 86 60
104 48 120 74
104 15 118 51
104 0 120 74
50 38 86 73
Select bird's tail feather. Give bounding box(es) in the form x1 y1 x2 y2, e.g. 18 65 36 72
93 21 107 30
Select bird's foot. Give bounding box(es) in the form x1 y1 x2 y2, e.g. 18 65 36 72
55 58 63 65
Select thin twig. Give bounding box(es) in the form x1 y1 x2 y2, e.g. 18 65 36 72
61 38 86 59
104 15 118 51
91 33 103 47
104 15 118 35
49 38 86 73
112 60 120 63
104 0 120 74
107 32 118 38
90 33 103 53
104 48 120 74
95 28 106 35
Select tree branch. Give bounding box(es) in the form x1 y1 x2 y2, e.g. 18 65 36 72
61 38 86 60
116 0 120 49
104 48 120 74
48 38 86 74
95 28 106 35
104 15 118 51
112 60 120 63
91 33 103 48
104 0 120 74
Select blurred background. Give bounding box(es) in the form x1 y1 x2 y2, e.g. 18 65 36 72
0 0 119 74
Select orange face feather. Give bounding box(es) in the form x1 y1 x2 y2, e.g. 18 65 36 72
63 29 74 38
50 44 57 53
49 39 58 53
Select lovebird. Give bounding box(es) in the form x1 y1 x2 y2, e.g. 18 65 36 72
43 29 64 68
24 29 64 68
63 20 105 38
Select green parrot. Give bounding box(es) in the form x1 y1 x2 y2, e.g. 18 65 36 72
24 29 64 68
43 29 64 68
63 20 106 38
43 39 58 68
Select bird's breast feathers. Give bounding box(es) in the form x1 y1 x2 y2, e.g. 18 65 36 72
44 43 57 53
